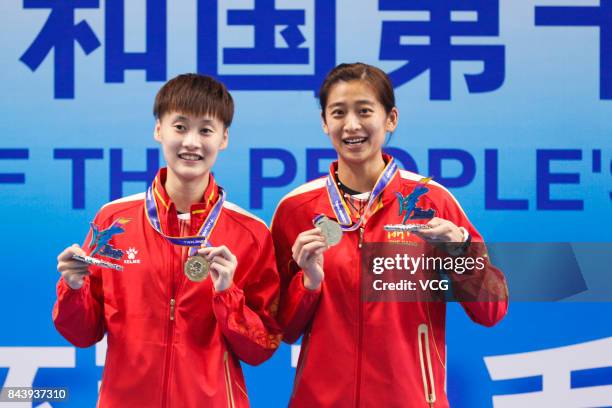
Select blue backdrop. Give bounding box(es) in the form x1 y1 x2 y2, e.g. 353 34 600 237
1 0 611 407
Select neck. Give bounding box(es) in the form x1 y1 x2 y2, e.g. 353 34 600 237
164 170 209 213
337 155 386 193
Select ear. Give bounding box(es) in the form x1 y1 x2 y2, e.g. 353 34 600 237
154 119 162 143
385 107 399 133
219 127 229 150
321 111 329 135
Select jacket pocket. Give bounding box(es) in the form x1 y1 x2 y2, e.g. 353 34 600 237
418 324 436 407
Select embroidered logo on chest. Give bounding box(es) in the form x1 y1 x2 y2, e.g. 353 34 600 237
123 247 141 264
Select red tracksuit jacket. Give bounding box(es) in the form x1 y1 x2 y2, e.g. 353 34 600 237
53 168 281 408
271 159 508 408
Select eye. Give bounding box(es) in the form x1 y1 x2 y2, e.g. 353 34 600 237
200 128 213 135
330 108 344 117
359 107 373 115
173 124 186 132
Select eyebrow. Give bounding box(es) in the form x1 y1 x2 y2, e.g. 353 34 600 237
327 99 376 108
172 115 215 124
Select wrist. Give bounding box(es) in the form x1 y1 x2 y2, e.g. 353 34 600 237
64 277 84 290
447 227 471 256
302 271 322 290
214 279 233 293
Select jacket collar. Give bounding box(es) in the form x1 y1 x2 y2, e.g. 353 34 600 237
313 154 402 225
151 168 219 235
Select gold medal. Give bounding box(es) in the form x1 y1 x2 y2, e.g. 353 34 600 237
184 255 210 282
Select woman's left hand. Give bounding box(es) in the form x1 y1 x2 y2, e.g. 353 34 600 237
197 245 238 292
413 217 464 243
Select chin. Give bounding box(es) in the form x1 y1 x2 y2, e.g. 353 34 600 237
173 165 209 182
340 148 378 165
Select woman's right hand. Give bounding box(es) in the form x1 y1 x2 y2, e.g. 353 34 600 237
292 228 328 290
57 244 91 290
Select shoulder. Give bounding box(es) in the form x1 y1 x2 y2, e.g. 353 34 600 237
222 200 269 232
399 170 453 199
271 177 326 223
221 200 274 254
95 192 145 224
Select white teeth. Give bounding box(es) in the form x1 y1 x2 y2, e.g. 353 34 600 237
344 137 367 145
179 153 202 161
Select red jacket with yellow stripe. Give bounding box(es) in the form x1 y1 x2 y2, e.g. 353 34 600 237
271 161 508 408
53 168 281 408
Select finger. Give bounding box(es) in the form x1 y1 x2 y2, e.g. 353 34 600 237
417 225 446 237
58 260 91 272
209 262 230 277
292 229 325 249
206 249 225 262
58 244 81 262
423 220 459 242
208 266 219 281
293 233 326 252
312 247 326 257
61 268 90 279
302 240 328 252
292 237 325 260
426 217 444 228
302 227 325 236
296 241 328 265
206 246 232 261
71 243 87 256
213 249 237 265
427 218 457 234
297 231 326 244
197 246 213 256
211 256 233 268
216 245 235 261
296 241 328 261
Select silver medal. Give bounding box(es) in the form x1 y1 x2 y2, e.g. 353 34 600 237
315 217 343 246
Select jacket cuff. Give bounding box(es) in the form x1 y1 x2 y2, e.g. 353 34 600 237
212 283 241 301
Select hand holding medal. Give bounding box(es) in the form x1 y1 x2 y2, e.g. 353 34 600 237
292 227 329 290
196 245 237 292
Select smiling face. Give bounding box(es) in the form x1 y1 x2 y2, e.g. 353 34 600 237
154 111 228 186
322 80 398 167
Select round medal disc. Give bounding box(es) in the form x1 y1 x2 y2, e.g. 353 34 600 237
316 217 343 246
184 255 210 282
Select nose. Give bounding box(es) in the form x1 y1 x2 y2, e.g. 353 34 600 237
343 112 361 133
182 130 201 150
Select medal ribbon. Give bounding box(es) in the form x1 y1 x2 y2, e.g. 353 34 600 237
145 180 225 256
322 158 398 231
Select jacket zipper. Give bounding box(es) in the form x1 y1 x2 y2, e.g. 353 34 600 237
223 351 236 408
169 298 176 321
358 226 365 248
418 324 436 407
355 226 365 407
161 244 179 408
161 303 175 407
